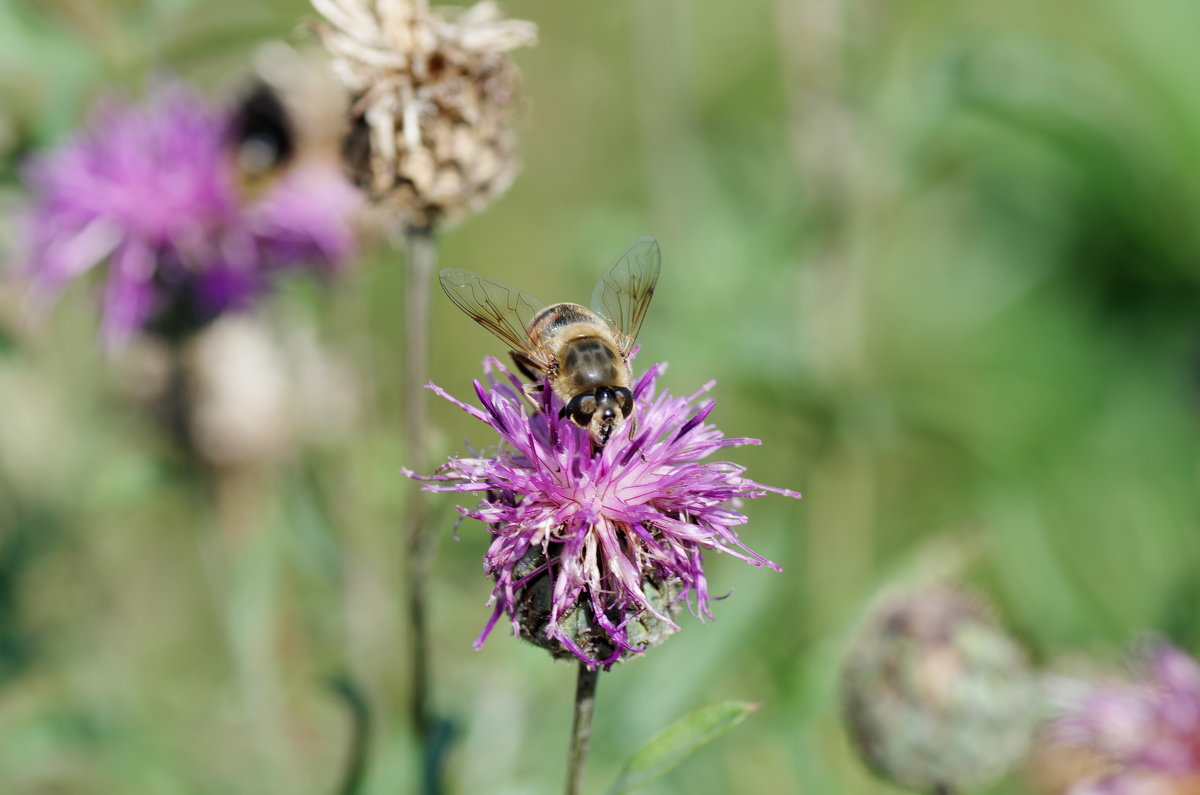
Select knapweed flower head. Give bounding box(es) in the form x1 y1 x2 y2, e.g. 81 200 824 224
1050 642 1200 795
16 81 361 348
407 358 798 669
841 583 1035 794
311 0 536 226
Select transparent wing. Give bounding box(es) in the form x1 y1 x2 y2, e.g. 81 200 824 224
439 269 550 369
590 236 662 354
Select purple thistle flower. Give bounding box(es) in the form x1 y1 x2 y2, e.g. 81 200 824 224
406 357 800 669
1052 642 1200 795
15 81 361 347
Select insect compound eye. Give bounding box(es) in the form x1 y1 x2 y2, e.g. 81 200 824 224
613 387 634 418
566 393 598 427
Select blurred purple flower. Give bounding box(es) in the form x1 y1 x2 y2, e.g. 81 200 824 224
16 82 361 347
407 358 800 669
1053 642 1200 795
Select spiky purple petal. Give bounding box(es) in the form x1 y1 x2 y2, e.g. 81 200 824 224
16 81 361 346
1053 642 1200 794
408 358 799 668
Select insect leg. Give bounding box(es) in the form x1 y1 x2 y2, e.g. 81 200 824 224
510 350 542 382
520 381 544 410
628 414 649 462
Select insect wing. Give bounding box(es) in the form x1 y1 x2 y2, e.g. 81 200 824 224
590 236 661 354
439 268 549 367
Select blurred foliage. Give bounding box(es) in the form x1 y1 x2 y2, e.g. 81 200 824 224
2 0 1200 793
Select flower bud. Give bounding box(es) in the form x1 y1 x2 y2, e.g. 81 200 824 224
509 547 683 665
841 584 1034 793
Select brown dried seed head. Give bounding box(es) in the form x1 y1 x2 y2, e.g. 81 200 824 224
311 0 537 228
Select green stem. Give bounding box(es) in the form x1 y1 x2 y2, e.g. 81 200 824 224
566 664 600 795
403 223 438 792
330 676 371 795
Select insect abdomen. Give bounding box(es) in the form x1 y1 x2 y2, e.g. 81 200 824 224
527 303 594 344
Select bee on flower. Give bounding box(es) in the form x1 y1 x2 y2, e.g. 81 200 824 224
409 235 803 673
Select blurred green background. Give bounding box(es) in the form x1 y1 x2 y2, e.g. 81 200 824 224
3 0 1200 792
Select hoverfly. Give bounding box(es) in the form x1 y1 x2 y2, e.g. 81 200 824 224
440 237 661 447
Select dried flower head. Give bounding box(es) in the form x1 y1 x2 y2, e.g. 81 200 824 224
841 584 1035 793
1050 642 1200 795
183 315 293 470
406 358 798 669
16 81 361 348
117 313 362 471
311 0 536 227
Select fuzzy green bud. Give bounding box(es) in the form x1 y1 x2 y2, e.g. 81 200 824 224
840 584 1034 793
511 548 682 665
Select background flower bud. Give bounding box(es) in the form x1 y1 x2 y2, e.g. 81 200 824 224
841 583 1035 793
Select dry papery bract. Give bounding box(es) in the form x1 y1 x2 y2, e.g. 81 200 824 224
312 0 536 227
116 315 361 471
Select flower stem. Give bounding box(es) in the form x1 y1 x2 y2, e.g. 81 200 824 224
403 223 437 787
330 675 371 795
566 664 600 795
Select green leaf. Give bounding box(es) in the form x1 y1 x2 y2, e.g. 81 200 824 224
606 701 760 794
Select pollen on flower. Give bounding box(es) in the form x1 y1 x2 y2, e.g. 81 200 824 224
405 357 799 669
